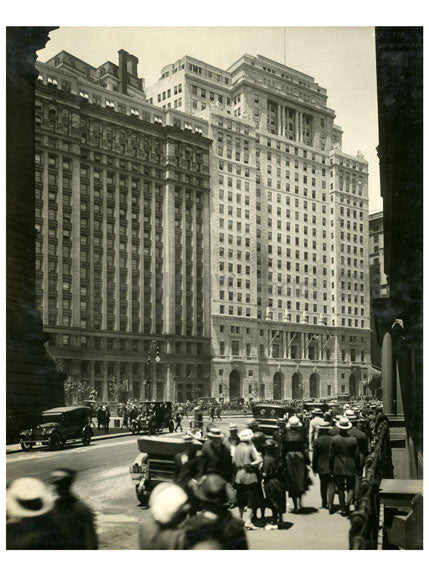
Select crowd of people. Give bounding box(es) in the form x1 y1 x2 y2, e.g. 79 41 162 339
6 400 387 550
138 401 387 549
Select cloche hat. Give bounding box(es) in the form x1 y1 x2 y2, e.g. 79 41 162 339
149 483 188 525
194 474 228 505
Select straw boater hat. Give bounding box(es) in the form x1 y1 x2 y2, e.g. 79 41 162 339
336 416 352 430
344 409 358 421
312 408 323 415
286 415 302 428
238 428 254 442
317 421 331 430
206 427 223 439
229 423 238 431
7 477 55 519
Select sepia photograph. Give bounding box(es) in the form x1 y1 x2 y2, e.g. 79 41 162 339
4 10 423 560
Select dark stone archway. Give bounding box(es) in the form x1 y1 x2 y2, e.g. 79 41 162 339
292 372 302 400
349 373 357 399
309 372 320 399
229 370 241 400
273 372 284 400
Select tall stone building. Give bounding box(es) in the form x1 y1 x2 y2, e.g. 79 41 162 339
147 53 371 401
35 50 212 404
36 49 371 403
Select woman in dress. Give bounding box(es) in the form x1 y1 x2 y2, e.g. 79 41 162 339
282 415 311 513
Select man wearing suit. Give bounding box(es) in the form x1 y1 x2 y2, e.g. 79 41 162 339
329 416 359 516
312 421 334 510
344 410 369 504
309 408 325 450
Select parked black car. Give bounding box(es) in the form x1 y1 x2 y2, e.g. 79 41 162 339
19 406 93 451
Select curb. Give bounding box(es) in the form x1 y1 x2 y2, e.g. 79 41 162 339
6 431 133 455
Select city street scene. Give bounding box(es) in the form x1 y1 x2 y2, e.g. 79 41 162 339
6 23 423 554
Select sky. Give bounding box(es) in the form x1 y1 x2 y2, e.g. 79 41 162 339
38 26 381 213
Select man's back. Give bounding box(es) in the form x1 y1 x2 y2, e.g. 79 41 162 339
330 433 358 476
312 434 332 475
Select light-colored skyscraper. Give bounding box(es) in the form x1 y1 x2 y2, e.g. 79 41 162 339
147 53 371 401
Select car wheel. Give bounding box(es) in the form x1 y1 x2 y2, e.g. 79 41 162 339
48 433 61 451
82 433 91 446
20 440 33 452
168 421 174 433
136 486 150 507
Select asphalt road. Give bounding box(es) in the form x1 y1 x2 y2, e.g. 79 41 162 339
6 416 350 550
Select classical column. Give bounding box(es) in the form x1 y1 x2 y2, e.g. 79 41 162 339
202 189 211 338
138 363 145 401
163 181 176 334
102 361 108 402
382 331 394 414
89 360 95 393
150 182 157 334
396 362 404 416
165 363 174 401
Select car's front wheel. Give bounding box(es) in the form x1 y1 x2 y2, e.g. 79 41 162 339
82 433 91 446
136 485 150 507
20 440 33 452
168 421 175 433
48 432 61 451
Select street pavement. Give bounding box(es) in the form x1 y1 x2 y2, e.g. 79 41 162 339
6 416 349 550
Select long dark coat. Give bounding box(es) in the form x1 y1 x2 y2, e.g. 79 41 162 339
312 433 332 475
329 432 359 476
282 428 310 496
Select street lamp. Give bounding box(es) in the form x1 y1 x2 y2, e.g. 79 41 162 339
146 340 161 401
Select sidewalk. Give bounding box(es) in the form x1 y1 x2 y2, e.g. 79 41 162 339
247 471 350 550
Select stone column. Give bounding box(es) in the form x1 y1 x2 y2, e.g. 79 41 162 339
165 363 174 401
102 361 108 402
396 362 404 416
163 179 175 335
382 331 394 414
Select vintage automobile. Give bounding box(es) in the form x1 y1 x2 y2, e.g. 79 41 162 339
251 403 296 435
303 401 330 413
19 406 93 451
130 434 202 506
131 401 175 435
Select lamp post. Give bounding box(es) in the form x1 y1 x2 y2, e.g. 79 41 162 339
145 340 161 401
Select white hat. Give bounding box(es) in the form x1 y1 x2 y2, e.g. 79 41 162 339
149 483 188 525
336 416 353 430
206 427 223 439
7 477 55 519
343 404 350 410
238 428 254 441
286 415 303 428
344 409 358 421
